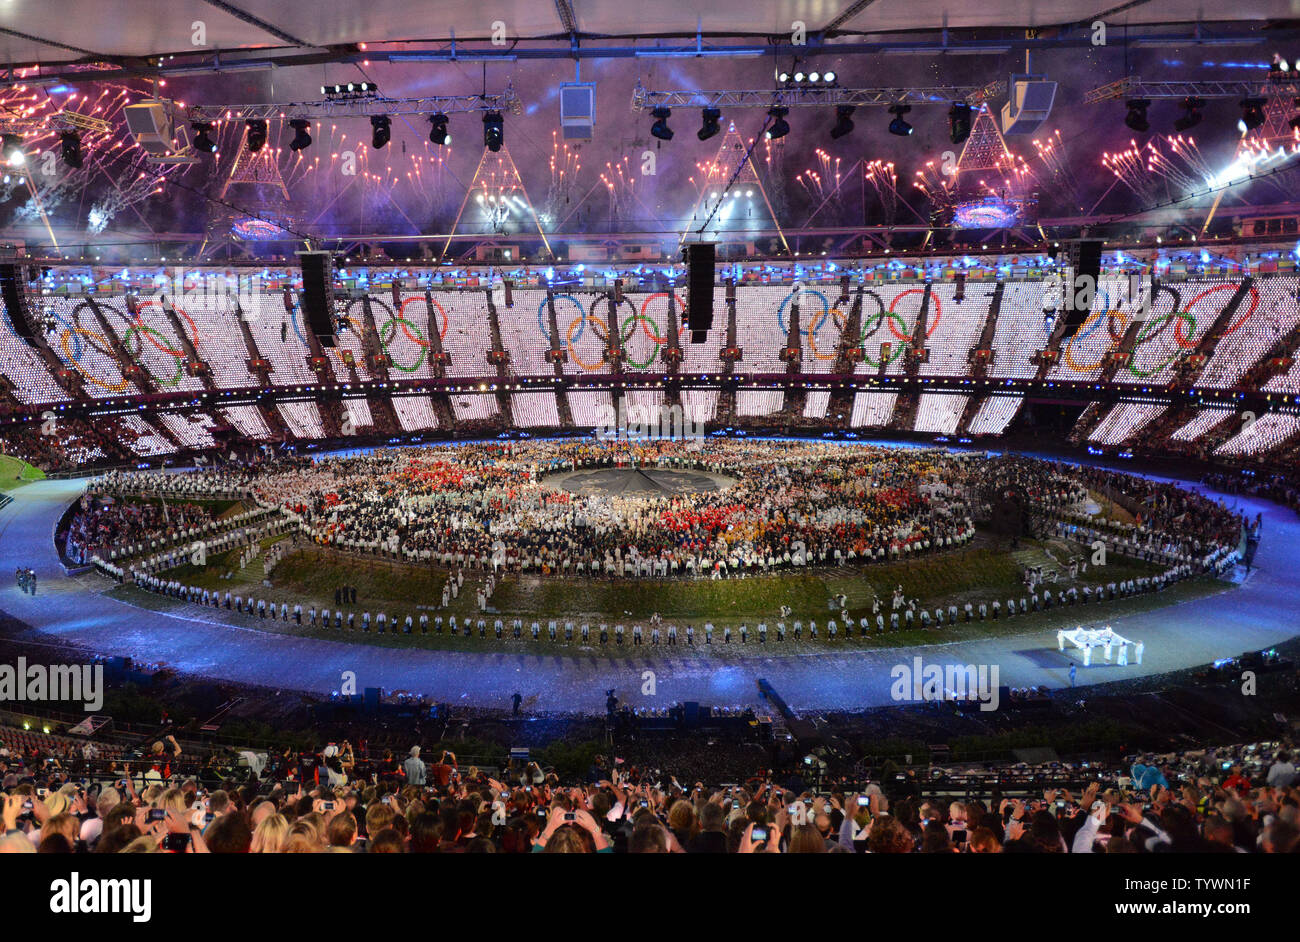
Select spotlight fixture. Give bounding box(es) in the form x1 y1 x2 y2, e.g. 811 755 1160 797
808 71 820 83
830 105 856 140
698 107 722 141
1239 97 1266 132
776 69 790 83
288 119 313 151
793 71 805 83
58 130 83 169
765 106 790 140
322 82 377 98
1271 52 1292 77
649 106 673 141
428 112 450 146
1173 96 1205 132
245 118 268 152
887 104 913 137
370 114 391 149
190 122 216 154
0 134 24 167
1123 99 1151 133
483 111 504 152
948 102 972 145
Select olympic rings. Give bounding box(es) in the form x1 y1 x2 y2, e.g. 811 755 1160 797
1182 283 1259 337
1062 310 1113 373
619 313 663 369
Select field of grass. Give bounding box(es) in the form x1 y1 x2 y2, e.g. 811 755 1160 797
0 454 45 494
102 535 1233 658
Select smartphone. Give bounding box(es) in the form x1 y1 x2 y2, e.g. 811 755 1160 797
564 812 576 822
639 800 648 808
381 796 392 805
950 829 967 844
751 826 768 843
148 808 167 822
163 832 191 852
1221 762 1232 771
322 801 335 811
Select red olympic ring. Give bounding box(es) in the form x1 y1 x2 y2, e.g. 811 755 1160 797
399 295 450 343
638 292 686 343
886 289 942 341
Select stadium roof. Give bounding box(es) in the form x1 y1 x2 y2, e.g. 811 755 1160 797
2 0 1296 65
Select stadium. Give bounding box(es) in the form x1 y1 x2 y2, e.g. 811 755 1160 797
0 1 1297 881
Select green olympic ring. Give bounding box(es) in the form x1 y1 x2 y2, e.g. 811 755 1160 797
121 325 185 387
1125 311 1196 379
379 316 428 373
858 310 910 367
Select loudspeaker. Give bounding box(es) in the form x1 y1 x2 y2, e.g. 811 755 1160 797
683 243 715 343
297 251 336 347
1062 239 1102 338
0 263 33 342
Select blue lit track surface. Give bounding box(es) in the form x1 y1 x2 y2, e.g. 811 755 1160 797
1 455 1297 714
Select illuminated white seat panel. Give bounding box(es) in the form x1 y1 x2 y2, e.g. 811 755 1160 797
1214 412 1300 456
735 389 784 417
1169 406 1235 442
119 414 175 456
157 411 218 450
390 395 440 432
567 389 613 427
850 391 897 428
803 389 831 419
1087 402 1167 445
510 390 561 427
219 404 273 440
967 394 1024 435
277 400 325 439
920 282 992 378
450 393 499 422
913 393 968 434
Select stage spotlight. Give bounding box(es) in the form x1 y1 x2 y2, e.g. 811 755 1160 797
1173 96 1205 132
190 122 216 153
649 106 673 141
59 131 83 169
288 119 312 151
1123 99 1151 133
830 105 856 140
1271 52 1291 77
887 104 913 136
245 118 268 152
793 71 805 83
483 111 504 152
777 70 790 83
765 106 790 140
822 71 836 83
1239 97 1266 132
370 114 391 149
808 71 820 83
948 102 972 145
1 134 24 167
428 113 450 146
698 107 722 141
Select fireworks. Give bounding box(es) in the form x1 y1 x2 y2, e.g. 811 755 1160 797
864 160 899 226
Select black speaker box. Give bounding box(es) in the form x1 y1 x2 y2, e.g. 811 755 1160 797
0 263 34 342
298 251 336 347
683 243 715 342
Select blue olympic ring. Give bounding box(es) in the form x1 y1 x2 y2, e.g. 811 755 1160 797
542 294 586 345
776 289 832 339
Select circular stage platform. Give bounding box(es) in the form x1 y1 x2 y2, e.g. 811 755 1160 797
542 466 736 497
